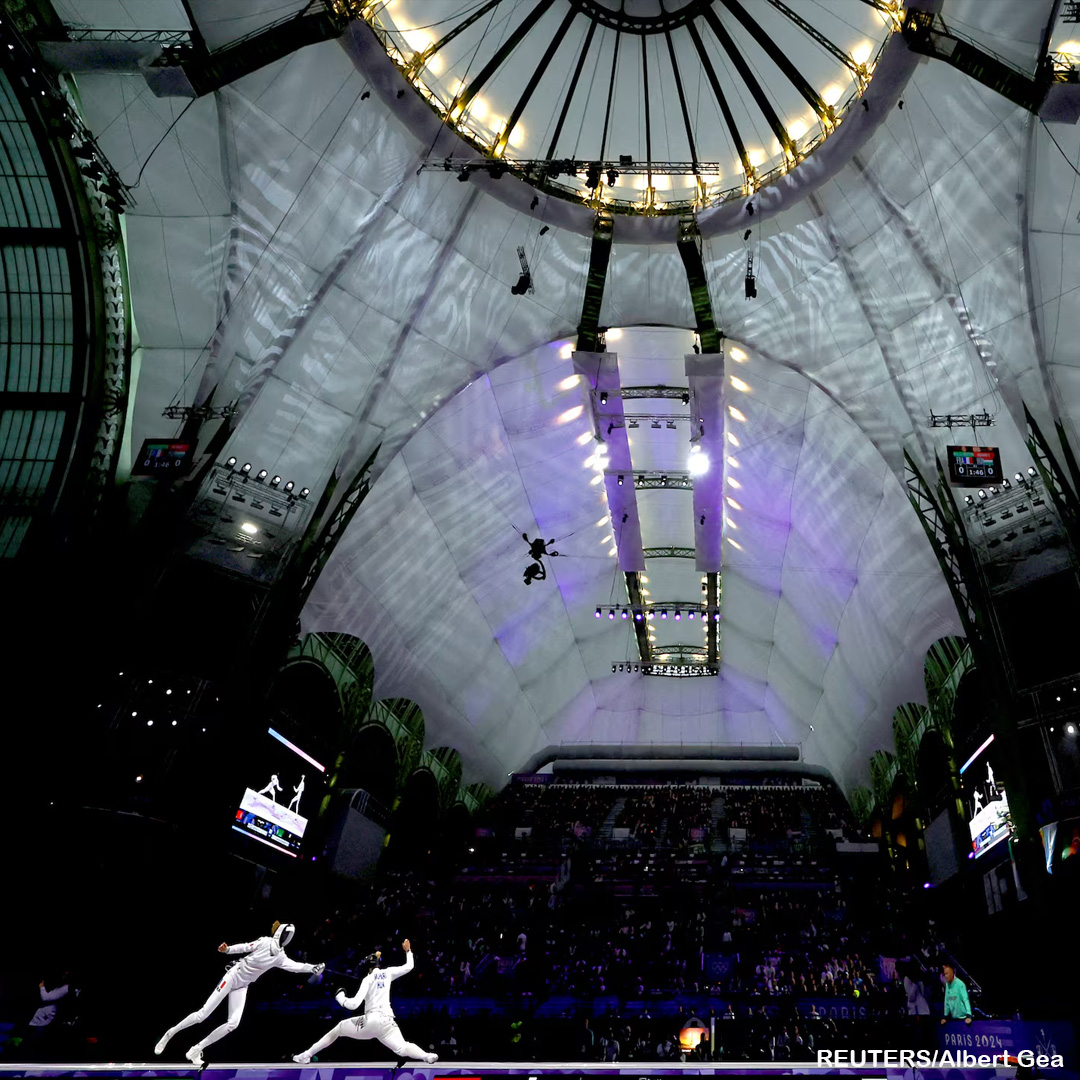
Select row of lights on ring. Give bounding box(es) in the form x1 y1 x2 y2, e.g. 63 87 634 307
596 606 719 621
962 469 1036 505
223 458 309 498
611 662 711 674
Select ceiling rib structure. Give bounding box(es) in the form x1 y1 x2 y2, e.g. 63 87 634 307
47 0 1076 795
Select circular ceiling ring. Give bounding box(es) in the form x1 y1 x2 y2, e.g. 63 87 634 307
563 0 717 36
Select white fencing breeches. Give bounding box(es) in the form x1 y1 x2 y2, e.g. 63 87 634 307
167 969 249 1052
301 1013 427 1060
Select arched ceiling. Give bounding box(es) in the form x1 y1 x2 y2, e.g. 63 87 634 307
51 0 1076 793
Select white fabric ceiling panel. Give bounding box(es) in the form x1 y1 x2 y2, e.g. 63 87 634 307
601 245 696 329
124 215 228 349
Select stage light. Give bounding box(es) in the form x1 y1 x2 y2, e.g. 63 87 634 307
713 612 720 620
688 611 696 620
647 611 655 620
674 610 681 620
617 475 624 486
606 168 618 186
166 689 172 695
621 609 628 619
923 882 931 889
634 610 643 621
661 610 668 619
600 391 608 404
609 609 615 619
241 462 252 474
964 495 974 506
1002 478 1011 489
612 664 617 673
241 522 259 535
1068 724 1077 736
596 607 602 618
284 481 294 493
989 485 998 496
978 489 987 501
146 719 153 727
688 453 709 477
225 456 237 468
270 475 281 487
1015 472 1023 483
299 488 310 498
1028 466 1037 476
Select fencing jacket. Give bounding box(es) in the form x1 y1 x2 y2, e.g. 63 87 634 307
340 951 414 1017
223 923 317 987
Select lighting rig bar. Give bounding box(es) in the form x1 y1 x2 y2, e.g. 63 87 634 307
611 660 718 677
1065 1 1080 21
211 459 310 514
614 386 693 401
612 471 694 490
642 546 696 559
928 411 995 428
596 604 720 621
163 403 238 421
960 468 1053 546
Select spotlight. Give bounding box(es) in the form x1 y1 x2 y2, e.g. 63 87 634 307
256 469 268 482
600 391 608 404
661 610 668 619
609 609 615 619
270 475 281 487
713 612 720 620
700 514 705 525
621 609 628 619
743 229 752 241
241 462 252 474
964 495 974 506
674 610 681 620
617 475 624 486
1028 466 1037 476
682 392 690 405
612 664 617 674
1002 478 1011 489
1014 472 1024 484
299 488 310 498
457 167 470 182
989 486 998 496
746 202 754 216
660 474 668 485
1068 724 1077 736
596 608 602 618
647 611 655 620
284 481 294 493
606 168 618 186
634 610 643 621
977 489 987 501
585 161 601 188
225 456 237 468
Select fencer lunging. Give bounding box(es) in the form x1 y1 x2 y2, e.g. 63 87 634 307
155 921 324 1066
292 939 437 1065
257 774 281 801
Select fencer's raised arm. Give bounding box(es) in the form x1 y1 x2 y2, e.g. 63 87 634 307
385 949 415 981
337 972 374 1011
278 952 322 974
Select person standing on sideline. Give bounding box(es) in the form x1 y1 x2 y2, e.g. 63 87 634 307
292 940 437 1066
155 921 324 1066
940 963 973 1025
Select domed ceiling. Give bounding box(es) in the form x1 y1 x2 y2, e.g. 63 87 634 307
364 0 900 212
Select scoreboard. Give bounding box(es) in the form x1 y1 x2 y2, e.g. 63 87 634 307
132 438 197 475
946 445 1002 486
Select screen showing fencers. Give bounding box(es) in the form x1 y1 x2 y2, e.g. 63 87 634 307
960 734 1011 859
233 727 327 858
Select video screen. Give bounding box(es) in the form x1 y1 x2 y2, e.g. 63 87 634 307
960 734 1010 859
232 727 326 858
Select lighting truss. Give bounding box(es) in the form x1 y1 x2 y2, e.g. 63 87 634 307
617 386 695 400
927 411 995 428
619 471 694 490
1065 1 1080 21
611 657 718 677
162 403 238 421
622 412 692 425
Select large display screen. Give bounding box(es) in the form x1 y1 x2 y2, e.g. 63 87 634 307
946 445 1002 486
232 727 326 858
961 734 1011 859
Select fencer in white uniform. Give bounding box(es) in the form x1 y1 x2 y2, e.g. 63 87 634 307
292 939 437 1065
155 921 324 1066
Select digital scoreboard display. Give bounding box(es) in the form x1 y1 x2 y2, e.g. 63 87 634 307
961 734 1011 859
947 445 1002 486
233 727 326 858
133 438 197 475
